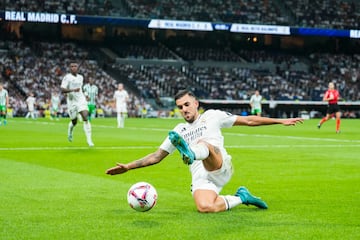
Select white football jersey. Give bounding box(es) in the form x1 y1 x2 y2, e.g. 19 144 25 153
61 73 86 103
160 109 237 160
114 89 129 112
26 96 36 111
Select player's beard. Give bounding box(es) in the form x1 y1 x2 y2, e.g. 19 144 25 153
183 112 197 123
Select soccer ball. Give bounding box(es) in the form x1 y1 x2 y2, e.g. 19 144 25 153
127 182 158 212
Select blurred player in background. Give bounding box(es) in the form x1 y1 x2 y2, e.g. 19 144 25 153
25 92 36 119
61 62 94 147
249 90 262 116
49 91 61 120
113 83 129 128
106 90 304 213
317 82 341 133
0 82 9 126
83 78 98 121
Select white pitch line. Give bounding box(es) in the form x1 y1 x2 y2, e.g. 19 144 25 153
16 120 169 132
228 144 360 148
0 146 156 151
0 144 358 151
7 120 360 144
225 132 360 143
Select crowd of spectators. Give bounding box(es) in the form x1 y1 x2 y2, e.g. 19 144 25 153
111 48 359 103
1 1 359 119
122 0 288 25
1 0 118 16
114 44 176 60
0 40 148 117
108 63 161 109
1 38 359 118
284 0 359 29
2 0 359 29
117 34 359 103
174 46 244 62
308 52 359 101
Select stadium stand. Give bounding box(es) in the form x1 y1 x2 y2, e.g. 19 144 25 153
112 46 359 102
2 0 121 16
2 0 359 28
1 1 359 117
284 0 359 29
0 40 148 117
2 36 358 117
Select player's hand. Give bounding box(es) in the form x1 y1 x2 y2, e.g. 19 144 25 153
106 163 129 175
283 118 304 126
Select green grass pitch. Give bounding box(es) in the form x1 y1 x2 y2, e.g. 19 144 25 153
0 117 359 240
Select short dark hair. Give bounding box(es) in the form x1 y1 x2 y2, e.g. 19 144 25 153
174 89 196 101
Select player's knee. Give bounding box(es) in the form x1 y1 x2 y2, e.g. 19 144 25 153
196 201 215 213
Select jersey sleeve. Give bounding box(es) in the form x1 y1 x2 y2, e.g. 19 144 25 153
324 90 330 99
159 123 184 154
249 95 254 103
159 136 176 154
82 84 88 96
60 75 69 89
207 109 237 128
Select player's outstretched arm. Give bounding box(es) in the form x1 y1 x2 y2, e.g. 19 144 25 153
234 115 304 126
106 163 129 175
281 118 304 126
106 148 169 175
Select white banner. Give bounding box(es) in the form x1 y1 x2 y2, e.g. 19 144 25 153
148 19 213 31
5 11 77 24
230 24 290 35
350 30 360 38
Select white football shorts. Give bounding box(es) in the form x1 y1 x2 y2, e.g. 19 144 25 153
67 99 88 120
116 104 127 113
190 155 234 195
